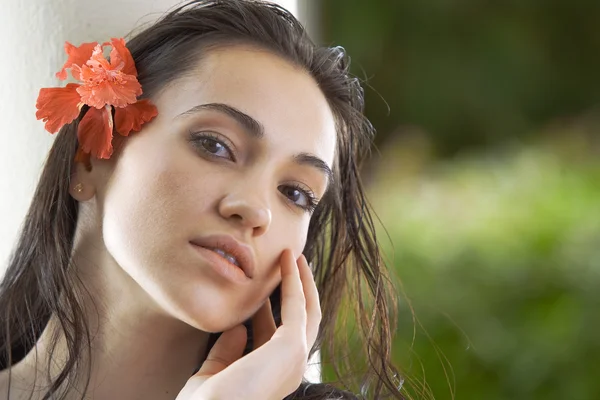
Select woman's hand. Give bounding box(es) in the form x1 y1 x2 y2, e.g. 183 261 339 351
176 249 321 400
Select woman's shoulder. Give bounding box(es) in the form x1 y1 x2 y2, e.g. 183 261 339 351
0 369 10 400
0 366 40 400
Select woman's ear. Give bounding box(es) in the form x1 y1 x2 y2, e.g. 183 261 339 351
69 137 122 202
69 156 113 202
70 160 96 201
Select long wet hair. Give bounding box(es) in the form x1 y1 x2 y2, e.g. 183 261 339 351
0 1 404 399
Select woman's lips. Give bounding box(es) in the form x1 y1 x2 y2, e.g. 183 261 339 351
190 242 251 284
189 234 255 279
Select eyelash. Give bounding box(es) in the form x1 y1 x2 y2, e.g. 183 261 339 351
189 131 320 213
280 182 319 214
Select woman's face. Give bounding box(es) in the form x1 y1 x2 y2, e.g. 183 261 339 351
91 46 336 332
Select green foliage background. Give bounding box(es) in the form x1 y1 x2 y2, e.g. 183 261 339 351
322 0 600 156
319 1 600 399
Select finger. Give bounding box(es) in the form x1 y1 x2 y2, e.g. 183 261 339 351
195 325 247 379
251 298 277 349
277 249 306 334
178 325 247 397
297 254 322 348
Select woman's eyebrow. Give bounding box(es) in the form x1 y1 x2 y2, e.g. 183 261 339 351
293 152 334 189
177 102 334 189
176 102 264 139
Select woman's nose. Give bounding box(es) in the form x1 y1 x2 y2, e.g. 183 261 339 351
217 192 272 236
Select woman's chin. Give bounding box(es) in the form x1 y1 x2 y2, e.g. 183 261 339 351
182 311 245 333
158 293 247 333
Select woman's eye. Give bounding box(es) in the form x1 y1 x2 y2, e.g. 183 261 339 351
201 138 228 157
190 132 235 161
278 185 318 213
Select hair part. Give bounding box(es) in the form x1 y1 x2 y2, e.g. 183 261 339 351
1 1 405 399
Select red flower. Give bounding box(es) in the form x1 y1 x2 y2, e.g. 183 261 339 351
35 38 158 161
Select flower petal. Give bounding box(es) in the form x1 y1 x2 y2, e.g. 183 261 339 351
56 41 98 81
114 99 159 136
108 38 137 76
77 105 114 159
86 43 113 71
35 83 83 133
77 73 142 108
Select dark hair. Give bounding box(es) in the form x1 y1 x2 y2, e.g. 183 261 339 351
0 1 405 399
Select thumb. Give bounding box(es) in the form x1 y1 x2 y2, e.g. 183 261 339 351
177 325 247 399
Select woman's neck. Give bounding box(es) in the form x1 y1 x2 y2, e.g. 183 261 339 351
1 253 212 400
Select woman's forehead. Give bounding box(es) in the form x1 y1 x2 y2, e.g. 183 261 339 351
155 46 337 166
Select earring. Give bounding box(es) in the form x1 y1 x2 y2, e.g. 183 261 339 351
74 183 83 193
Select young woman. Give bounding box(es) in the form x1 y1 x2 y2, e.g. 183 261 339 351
0 1 403 399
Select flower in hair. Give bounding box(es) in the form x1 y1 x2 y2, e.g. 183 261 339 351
35 38 158 162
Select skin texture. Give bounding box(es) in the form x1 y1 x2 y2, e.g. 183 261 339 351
0 46 336 400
